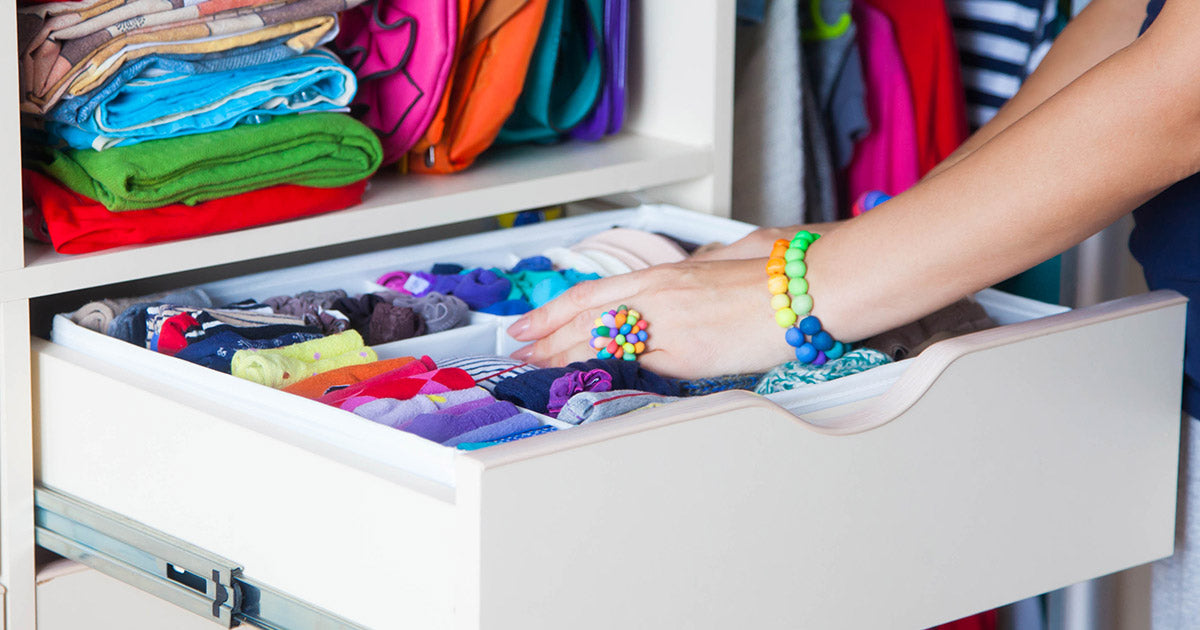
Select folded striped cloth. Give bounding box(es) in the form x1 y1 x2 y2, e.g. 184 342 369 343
19 0 366 113
46 48 356 150
31 111 383 211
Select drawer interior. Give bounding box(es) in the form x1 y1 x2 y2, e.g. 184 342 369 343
44 205 1069 488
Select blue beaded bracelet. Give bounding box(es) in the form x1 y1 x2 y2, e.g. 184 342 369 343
767 231 845 366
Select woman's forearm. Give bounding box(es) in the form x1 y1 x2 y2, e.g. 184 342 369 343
923 0 1146 180
808 3 1200 342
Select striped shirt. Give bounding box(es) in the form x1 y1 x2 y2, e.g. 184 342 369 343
947 0 1060 129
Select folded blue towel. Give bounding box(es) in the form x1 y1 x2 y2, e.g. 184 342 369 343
47 49 356 151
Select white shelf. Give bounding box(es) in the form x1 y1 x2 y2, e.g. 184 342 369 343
2 133 711 300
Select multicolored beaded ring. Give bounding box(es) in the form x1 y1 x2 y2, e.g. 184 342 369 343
767 231 846 366
589 305 649 361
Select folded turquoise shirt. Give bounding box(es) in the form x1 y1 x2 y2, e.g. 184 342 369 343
46 49 356 151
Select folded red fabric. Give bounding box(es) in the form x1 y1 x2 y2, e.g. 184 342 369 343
22 170 368 254
317 360 481 407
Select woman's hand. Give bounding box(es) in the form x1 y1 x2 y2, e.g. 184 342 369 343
506 257 795 379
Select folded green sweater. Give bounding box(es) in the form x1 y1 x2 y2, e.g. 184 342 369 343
35 113 383 211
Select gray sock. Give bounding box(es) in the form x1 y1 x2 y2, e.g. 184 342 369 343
557 389 680 425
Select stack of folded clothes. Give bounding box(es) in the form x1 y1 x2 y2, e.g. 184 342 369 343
19 0 383 253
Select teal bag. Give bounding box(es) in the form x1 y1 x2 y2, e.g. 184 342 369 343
497 0 605 144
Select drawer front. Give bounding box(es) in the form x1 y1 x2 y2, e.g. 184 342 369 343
460 292 1185 629
34 341 459 630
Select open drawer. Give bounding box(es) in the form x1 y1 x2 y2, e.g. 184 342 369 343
31 206 1187 629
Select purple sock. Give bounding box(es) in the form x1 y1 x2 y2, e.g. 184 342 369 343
352 387 491 429
354 395 437 427
547 369 612 417
442 412 543 446
494 359 681 414
450 268 512 310
403 401 521 444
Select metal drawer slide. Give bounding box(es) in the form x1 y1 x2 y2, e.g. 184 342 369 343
35 487 369 630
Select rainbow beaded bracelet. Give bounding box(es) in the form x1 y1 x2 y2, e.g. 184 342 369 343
767 231 846 366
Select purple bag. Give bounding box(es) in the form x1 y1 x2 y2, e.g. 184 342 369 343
571 0 628 141
335 0 457 165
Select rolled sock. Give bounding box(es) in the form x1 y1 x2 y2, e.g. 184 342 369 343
430 263 464 275
282 356 417 399
173 329 324 373
376 271 411 291
547 369 613 417
316 356 438 406
506 270 562 305
319 365 474 405
509 256 553 273
479 299 533 316
339 396 380 412
294 289 348 308
265 292 351 334
557 390 680 425
494 359 681 414
403 401 521 444
332 294 391 334
428 274 463 296
386 292 469 333
155 313 199 356
456 425 558 451
398 396 495 429
108 303 157 345
438 355 537 392
71 300 121 333
532 273 599 308
354 396 437 427
451 268 512 309
429 387 494 407
366 302 425 345
351 387 492 427
231 330 378 389
443 412 543 446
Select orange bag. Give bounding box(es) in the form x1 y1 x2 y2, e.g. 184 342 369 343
407 0 550 174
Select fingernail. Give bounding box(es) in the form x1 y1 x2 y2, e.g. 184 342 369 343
507 316 530 339
510 344 534 361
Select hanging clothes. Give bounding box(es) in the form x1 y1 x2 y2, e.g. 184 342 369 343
946 0 1059 129
800 0 869 170
730 0 806 227
859 0 969 175
844 1 919 204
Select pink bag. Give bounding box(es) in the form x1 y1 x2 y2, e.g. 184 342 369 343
335 1 457 165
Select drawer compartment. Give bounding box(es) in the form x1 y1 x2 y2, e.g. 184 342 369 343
33 206 1187 629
